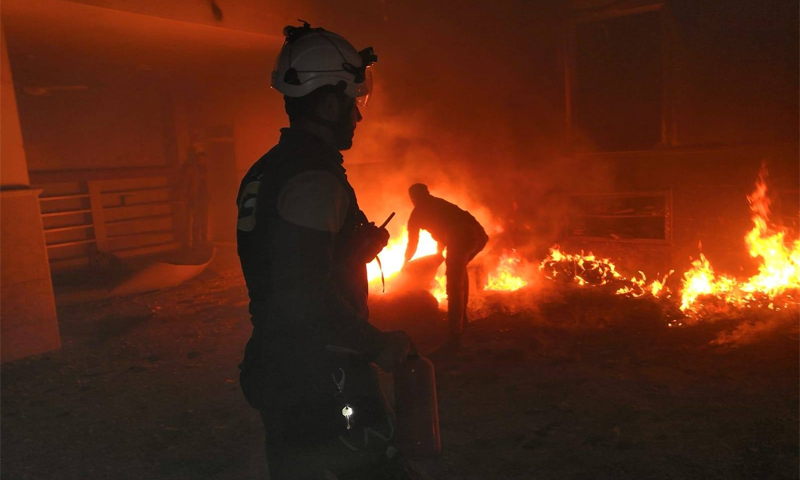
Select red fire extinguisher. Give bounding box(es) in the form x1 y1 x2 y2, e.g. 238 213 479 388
394 353 442 457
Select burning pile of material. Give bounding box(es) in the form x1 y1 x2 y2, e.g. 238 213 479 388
538 247 671 298
539 248 624 287
679 164 800 317
368 237 529 303
538 164 799 322
367 164 797 331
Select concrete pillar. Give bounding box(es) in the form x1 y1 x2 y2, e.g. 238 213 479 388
1 24 61 362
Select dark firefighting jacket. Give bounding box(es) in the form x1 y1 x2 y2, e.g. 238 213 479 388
236 130 389 436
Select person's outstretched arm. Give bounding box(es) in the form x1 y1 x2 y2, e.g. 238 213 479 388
404 211 420 265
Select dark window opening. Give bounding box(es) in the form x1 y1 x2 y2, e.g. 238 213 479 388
574 11 663 151
569 191 670 242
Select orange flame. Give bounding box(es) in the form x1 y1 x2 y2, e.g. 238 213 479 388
649 271 673 297
484 250 528 291
367 227 439 285
541 246 671 298
540 246 623 286
368 228 448 302
679 254 739 312
368 230 530 303
366 165 797 322
679 163 800 315
431 273 448 304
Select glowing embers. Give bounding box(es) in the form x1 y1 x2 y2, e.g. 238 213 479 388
540 247 620 286
539 246 670 298
616 271 674 298
679 163 800 316
541 163 799 320
484 250 528 292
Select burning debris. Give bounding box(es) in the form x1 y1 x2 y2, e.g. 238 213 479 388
538 246 671 298
369 240 530 301
540 247 624 287
539 164 799 324
539 246 673 300
679 164 800 317
369 164 799 339
545 165 799 325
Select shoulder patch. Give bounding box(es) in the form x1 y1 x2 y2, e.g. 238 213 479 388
237 180 261 232
277 171 350 232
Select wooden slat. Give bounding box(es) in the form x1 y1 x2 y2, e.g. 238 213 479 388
101 186 170 195
40 194 91 202
46 239 97 248
29 167 176 184
41 209 93 218
44 224 94 234
34 174 184 273
113 241 181 258
101 191 171 209
103 204 174 225
103 200 180 211
108 229 174 239
105 213 173 226
107 222 173 242
108 231 174 251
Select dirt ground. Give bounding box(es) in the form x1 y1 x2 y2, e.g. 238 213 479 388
2 261 798 480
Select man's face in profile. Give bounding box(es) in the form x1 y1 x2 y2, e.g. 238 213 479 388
336 96 362 151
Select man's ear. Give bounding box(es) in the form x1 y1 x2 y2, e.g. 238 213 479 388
316 92 340 122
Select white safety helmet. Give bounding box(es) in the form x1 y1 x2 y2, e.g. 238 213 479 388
271 23 377 106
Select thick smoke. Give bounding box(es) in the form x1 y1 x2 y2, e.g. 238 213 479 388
322 0 596 261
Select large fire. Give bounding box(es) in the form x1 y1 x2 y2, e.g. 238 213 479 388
538 163 799 319
679 163 800 316
367 231 528 303
368 164 798 320
367 228 449 303
367 227 440 284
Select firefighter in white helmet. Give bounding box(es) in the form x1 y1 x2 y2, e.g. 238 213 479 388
236 23 414 480
271 22 376 151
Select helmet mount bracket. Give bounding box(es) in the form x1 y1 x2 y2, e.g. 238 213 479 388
272 22 376 103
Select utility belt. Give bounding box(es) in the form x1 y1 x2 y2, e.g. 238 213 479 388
239 336 393 447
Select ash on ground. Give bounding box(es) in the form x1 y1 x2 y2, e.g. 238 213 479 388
2 268 797 480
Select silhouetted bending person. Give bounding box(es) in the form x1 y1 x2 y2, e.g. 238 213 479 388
403 183 488 353
236 23 414 480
